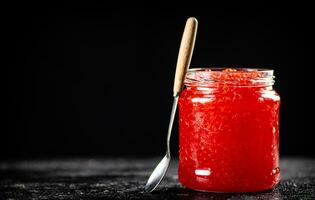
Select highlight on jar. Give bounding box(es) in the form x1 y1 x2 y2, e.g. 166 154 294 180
178 68 280 193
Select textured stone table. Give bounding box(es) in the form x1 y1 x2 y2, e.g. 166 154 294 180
0 158 314 199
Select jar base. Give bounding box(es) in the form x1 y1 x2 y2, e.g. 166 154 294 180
179 182 280 193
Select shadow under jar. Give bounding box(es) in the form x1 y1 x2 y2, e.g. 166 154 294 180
178 68 280 193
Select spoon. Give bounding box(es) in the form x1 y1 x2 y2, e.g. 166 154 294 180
145 17 198 192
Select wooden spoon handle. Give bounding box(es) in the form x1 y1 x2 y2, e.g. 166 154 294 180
173 17 198 96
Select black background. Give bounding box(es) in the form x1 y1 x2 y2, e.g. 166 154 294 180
4 3 315 160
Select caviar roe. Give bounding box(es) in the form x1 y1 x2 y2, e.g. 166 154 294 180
178 68 280 192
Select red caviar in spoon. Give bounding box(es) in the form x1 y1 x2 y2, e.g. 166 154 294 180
178 68 280 192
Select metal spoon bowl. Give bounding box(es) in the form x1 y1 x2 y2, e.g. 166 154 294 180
144 96 178 192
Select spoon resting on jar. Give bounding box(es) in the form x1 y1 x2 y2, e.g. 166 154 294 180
144 17 198 192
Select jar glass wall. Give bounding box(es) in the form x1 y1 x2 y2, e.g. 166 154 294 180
178 68 280 192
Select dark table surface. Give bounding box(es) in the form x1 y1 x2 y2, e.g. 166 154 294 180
0 158 314 200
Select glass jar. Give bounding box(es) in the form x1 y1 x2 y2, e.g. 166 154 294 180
178 68 280 193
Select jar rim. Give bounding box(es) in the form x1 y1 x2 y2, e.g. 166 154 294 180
185 68 275 87
188 67 274 73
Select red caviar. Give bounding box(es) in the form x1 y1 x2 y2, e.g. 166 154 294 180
178 68 280 192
